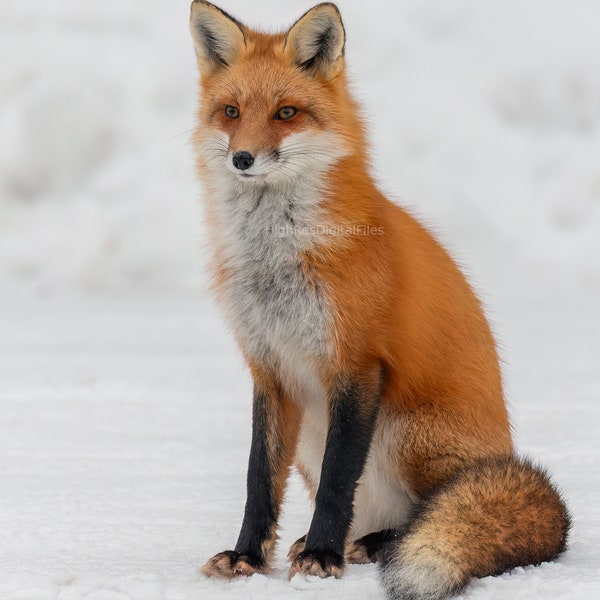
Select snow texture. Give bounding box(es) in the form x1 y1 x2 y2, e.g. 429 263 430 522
1 0 599 599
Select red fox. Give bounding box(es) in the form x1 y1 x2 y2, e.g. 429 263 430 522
189 2 570 598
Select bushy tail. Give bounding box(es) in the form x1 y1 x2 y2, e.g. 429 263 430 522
379 455 570 600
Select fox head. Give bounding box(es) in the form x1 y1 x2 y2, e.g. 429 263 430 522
190 1 365 187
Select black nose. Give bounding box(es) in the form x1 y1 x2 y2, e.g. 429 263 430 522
232 151 254 171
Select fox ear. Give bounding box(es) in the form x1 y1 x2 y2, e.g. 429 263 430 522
190 0 245 73
285 3 345 78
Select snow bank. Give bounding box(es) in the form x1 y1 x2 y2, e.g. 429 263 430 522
1 0 599 294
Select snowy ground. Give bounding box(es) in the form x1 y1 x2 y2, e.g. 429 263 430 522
1 0 600 598
1 288 599 600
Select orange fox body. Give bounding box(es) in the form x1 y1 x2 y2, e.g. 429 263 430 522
190 3 570 599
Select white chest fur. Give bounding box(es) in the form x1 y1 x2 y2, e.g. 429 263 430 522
212 178 333 382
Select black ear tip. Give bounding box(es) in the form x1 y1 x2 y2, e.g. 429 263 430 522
310 2 343 22
190 0 246 30
190 0 213 19
315 2 341 12
190 0 211 11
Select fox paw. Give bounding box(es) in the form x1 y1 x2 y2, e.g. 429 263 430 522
289 534 375 566
289 549 344 579
345 539 373 564
200 550 264 579
287 534 307 563
346 529 399 564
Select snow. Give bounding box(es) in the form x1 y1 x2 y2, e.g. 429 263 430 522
1 0 599 599
1 290 599 599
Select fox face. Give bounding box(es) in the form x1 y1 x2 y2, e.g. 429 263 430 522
190 1 357 187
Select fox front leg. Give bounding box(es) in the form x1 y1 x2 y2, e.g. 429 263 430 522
289 370 381 579
202 375 299 578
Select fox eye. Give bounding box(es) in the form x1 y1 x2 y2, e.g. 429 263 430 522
274 106 298 120
224 105 239 119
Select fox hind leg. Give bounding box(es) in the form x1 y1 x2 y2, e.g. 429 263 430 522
346 529 402 564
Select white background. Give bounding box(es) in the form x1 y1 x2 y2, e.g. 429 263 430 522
1 1 599 598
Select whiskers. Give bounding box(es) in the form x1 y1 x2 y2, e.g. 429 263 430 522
161 127 197 147
276 133 350 180
198 135 230 170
